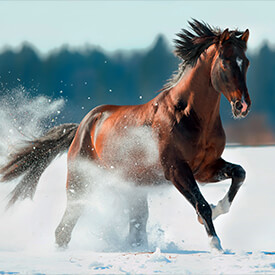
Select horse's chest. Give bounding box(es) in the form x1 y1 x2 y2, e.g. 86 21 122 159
172 120 225 172
188 145 219 173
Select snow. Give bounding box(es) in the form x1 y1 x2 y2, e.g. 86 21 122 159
0 90 275 274
0 146 274 274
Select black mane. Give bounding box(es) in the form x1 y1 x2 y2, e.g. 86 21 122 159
161 19 246 92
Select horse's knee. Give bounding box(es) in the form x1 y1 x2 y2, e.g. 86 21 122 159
196 200 212 221
232 165 246 183
196 201 214 232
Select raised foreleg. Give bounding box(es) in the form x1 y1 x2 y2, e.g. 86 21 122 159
198 158 246 220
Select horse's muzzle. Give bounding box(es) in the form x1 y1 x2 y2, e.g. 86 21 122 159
231 99 251 119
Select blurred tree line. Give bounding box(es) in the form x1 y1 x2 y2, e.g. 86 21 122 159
0 35 274 144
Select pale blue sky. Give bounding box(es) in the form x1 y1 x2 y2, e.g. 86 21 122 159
0 1 274 54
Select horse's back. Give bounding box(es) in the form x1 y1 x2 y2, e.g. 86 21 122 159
67 104 113 161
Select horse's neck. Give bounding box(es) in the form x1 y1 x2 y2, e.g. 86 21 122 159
170 51 221 125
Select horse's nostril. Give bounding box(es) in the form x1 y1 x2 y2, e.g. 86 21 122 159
235 101 242 111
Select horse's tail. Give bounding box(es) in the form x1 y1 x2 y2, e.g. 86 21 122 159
0 123 79 208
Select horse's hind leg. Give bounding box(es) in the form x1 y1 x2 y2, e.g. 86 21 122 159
201 158 246 220
55 200 82 248
55 171 86 248
55 117 99 248
128 191 149 248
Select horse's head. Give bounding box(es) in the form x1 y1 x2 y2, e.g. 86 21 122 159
211 29 251 119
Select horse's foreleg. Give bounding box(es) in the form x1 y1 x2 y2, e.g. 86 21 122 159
128 191 149 248
163 158 222 251
202 158 246 220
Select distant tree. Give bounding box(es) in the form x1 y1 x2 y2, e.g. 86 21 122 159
0 37 274 144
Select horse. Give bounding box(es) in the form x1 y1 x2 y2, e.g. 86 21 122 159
0 20 251 252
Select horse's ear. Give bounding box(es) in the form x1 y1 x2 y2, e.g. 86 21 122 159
220 28 230 45
241 29 249 43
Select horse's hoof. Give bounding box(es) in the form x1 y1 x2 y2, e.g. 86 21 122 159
55 239 69 249
210 236 223 252
55 243 68 251
55 232 71 249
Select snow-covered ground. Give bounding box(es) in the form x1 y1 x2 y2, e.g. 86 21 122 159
0 146 275 274
1 92 275 274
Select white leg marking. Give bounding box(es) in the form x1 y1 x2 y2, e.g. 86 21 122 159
211 195 231 220
210 236 223 252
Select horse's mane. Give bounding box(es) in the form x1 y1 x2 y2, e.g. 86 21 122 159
161 19 247 92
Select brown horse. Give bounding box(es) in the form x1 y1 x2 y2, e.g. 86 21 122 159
0 20 251 251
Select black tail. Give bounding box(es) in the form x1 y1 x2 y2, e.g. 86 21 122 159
0 123 79 207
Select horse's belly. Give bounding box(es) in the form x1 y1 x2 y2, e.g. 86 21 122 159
97 126 165 184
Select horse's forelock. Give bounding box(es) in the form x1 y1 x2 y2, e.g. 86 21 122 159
218 32 247 52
